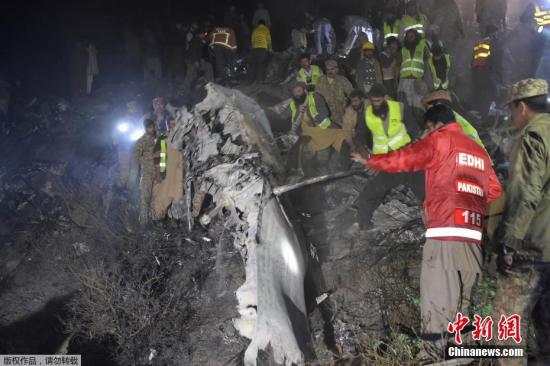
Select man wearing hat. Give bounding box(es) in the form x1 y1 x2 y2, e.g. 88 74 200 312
315 59 354 127
270 81 345 176
353 104 502 360
421 90 484 148
354 41 383 95
134 118 158 226
492 78 550 364
144 97 171 133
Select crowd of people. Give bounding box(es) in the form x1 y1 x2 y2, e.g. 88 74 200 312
101 0 550 364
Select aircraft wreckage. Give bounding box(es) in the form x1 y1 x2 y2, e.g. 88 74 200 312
168 82 313 365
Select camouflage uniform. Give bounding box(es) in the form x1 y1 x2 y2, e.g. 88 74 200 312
134 133 157 225
492 79 550 365
315 74 353 126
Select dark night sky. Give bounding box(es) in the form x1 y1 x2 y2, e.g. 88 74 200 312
0 0 368 95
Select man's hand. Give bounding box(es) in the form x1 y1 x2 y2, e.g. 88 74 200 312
497 246 515 275
351 152 367 165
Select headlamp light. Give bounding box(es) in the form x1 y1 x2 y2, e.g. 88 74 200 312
117 121 130 133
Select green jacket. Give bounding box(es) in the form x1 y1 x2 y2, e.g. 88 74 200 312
501 113 550 261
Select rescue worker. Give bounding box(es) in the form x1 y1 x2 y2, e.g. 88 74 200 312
351 84 421 226
492 79 550 365
428 42 451 91
207 25 238 81
379 36 401 99
144 97 171 133
296 53 323 91
270 82 344 176
341 16 376 68
313 17 337 57
290 21 308 53
341 89 367 151
248 20 272 84
398 29 431 136
383 11 401 45
134 119 158 226
353 104 502 359
315 59 354 126
471 24 499 114
354 41 383 95
421 90 485 148
113 101 142 190
400 0 429 39
151 119 184 222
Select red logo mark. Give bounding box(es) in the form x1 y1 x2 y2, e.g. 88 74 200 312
472 315 494 342
447 312 470 345
497 314 522 344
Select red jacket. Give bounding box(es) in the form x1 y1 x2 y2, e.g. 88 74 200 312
208 27 237 50
367 123 502 243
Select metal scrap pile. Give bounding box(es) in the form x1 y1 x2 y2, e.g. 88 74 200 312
171 83 312 366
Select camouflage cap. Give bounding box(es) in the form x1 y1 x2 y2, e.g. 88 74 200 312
421 90 451 109
325 59 338 68
504 78 548 106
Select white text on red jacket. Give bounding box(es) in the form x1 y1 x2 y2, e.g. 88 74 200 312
456 152 485 171
455 179 485 198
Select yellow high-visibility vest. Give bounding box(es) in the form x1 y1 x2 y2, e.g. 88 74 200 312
400 40 426 79
298 65 322 86
535 4 550 30
401 14 428 36
454 112 484 148
383 21 401 40
472 37 491 67
251 24 272 49
365 101 411 154
429 53 451 90
159 139 167 173
290 93 332 129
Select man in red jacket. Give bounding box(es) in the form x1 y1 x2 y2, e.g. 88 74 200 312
352 104 503 356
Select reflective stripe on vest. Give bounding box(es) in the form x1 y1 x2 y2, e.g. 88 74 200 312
159 139 167 173
400 41 426 79
429 53 451 90
298 65 321 86
365 100 411 154
535 5 550 28
383 21 400 39
425 227 482 241
472 38 491 67
290 93 332 129
402 15 426 35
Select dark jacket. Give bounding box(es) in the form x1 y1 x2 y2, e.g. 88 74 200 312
499 113 550 261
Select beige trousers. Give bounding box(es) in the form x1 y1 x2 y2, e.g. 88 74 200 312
420 239 482 335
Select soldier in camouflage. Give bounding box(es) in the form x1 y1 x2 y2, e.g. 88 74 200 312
315 59 354 126
134 118 158 225
492 79 550 365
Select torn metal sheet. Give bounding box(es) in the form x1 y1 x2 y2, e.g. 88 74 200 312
171 83 312 366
